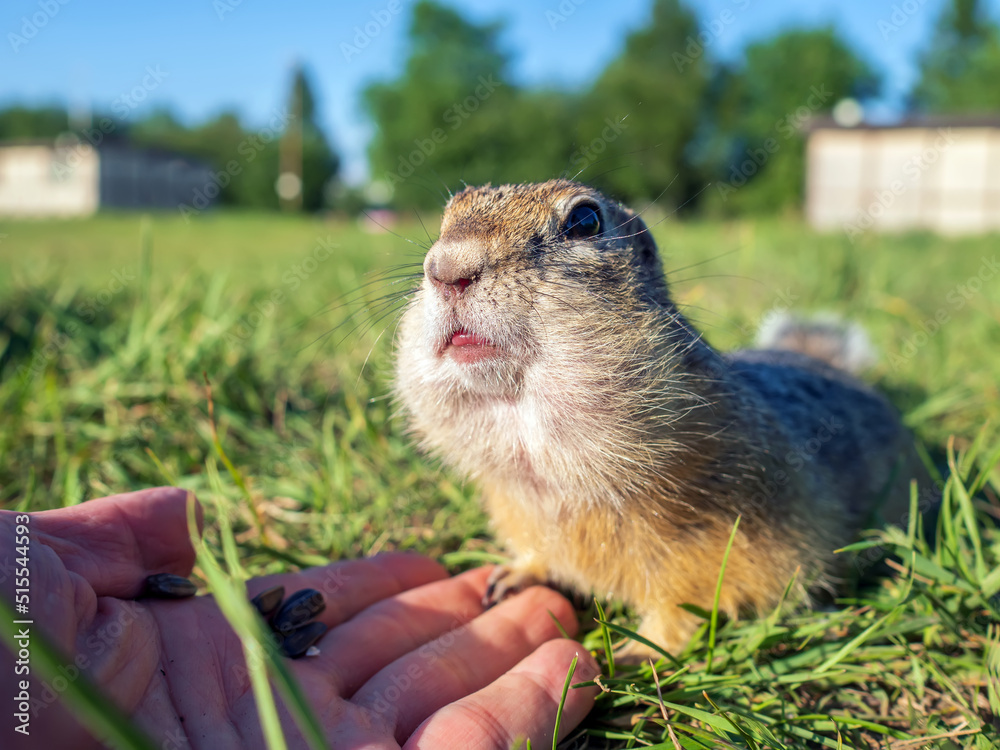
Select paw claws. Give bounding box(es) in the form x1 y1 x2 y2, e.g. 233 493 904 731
482 564 542 609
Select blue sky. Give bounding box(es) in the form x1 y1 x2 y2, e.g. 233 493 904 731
4 0 998 183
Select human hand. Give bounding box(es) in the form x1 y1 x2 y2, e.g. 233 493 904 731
0 487 599 749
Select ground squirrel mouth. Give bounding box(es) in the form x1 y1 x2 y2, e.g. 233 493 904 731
451 328 492 347
445 328 499 363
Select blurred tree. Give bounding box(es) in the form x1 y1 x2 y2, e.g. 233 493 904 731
574 0 708 211
911 0 1000 112
364 1 577 210
704 27 878 215
282 65 340 212
0 106 69 139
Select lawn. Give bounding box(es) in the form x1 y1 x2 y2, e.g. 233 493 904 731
1 210 997 748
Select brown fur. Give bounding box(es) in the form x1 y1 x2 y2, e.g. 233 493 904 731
394 179 934 655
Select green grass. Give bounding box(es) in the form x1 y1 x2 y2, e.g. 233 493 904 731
1 211 998 748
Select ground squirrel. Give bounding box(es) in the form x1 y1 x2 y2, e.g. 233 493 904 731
394 179 933 654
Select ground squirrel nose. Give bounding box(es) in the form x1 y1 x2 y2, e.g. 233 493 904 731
426 252 476 299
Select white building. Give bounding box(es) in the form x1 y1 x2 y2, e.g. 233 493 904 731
806 116 1000 236
0 138 214 217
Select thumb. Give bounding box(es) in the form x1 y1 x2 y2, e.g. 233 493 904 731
28 487 203 598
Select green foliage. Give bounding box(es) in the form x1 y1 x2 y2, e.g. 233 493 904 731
703 27 879 215
363 0 707 211
363 1 577 209
362 2 879 217
576 0 708 209
911 0 1000 113
0 105 69 140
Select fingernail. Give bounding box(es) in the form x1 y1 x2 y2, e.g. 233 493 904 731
272 589 325 635
142 573 197 599
251 585 285 619
280 621 328 659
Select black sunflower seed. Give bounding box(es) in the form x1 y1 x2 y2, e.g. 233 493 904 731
250 585 285 619
142 574 197 599
280 621 328 659
271 588 325 635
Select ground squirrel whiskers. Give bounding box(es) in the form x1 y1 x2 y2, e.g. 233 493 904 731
394 179 933 654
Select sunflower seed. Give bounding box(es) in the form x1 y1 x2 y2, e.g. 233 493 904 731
272 588 326 634
280 621 328 659
250 585 285 619
142 573 197 599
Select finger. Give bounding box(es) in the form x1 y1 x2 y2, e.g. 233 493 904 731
31 487 202 598
352 585 580 742
307 566 492 696
247 552 448 630
404 639 600 749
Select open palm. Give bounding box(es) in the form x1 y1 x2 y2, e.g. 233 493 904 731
1 487 598 749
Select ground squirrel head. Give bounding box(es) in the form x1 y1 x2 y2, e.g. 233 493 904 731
395 179 708 503
399 179 671 391
428 179 666 304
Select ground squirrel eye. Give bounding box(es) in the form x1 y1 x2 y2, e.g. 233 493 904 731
564 203 602 239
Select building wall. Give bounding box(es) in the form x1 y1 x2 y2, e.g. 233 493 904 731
98 148 213 210
0 144 99 217
807 126 1000 235
0 143 215 216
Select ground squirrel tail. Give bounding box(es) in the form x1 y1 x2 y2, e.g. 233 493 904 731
755 312 877 375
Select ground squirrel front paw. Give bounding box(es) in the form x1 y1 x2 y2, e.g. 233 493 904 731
482 564 545 608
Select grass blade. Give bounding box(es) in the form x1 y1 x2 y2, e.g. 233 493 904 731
552 653 578 750
706 516 740 673
0 596 158 750
594 598 616 679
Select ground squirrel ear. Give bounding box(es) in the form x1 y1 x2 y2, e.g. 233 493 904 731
617 207 669 303
619 209 660 269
